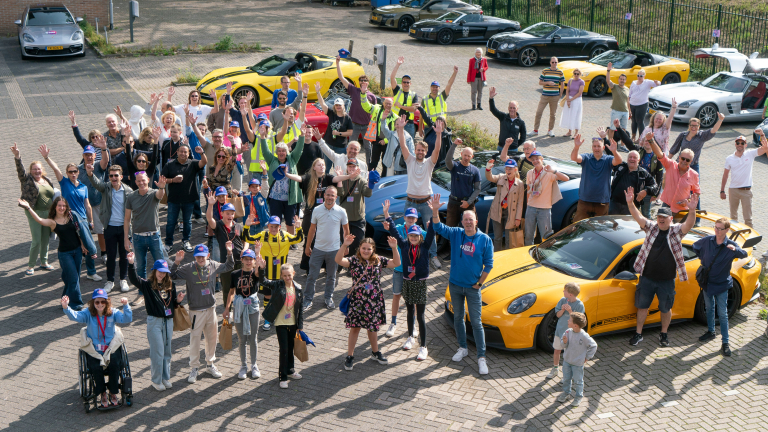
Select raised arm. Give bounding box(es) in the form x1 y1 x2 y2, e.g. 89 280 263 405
649 132 665 159
445 140 457 170
154 175 167 200
239 108 255 143
298 82 308 123
68 111 92 148
710 112 725 134
664 98 677 130
444 65 459 96
607 138 622 166
431 122 443 165
488 87 504 121
624 186 648 228
395 115 410 162
680 193 699 235
499 137 513 162
570 135 584 164
390 56 404 90
205 191 217 230
38 145 63 182
335 234 355 268
385 236 401 268
315 81 328 114
335 56 351 88
18 199 56 228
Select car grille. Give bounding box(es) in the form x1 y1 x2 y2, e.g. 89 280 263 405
487 40 500 49
25 44 83 55
648 98 671 112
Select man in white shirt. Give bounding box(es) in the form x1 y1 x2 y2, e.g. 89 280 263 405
315 128 369 179
720 132 767 228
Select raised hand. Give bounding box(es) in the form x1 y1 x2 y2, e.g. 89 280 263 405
252 240 262 252
175 249 185 262
489 86 497 99
382 220 390 231
209 88 217 101
225 98 234 111
294 72 302 85
206 190 216 205
194 145 204 154
395 115 406 129
226 241 234 252
226 81 234 94
343 234 356 246
428 193 441 213
114 105 123 119
10 143 20 159
334 166 343 177
573 133 583 148
312 126 322 140
688 193 699 210
155 175 167 189
624 186 635 204
596 126 607 139
671 97 677 111
259 160 268 172
302 82 309 94
18 198 31 211
314 81 322 93
85 163 94 175
717 112 725 121
607 138 618 154
396 56 404 65
152 126 162 142
120 298 128 305
167 86 176 98
434 120 444 134
93 134 107 150
382 199 391 216
38 144 50 159
386 236 398 249
486 159 495 170
68 110 77 125
607 62 613 71
453 65 459 74
335 55 341 65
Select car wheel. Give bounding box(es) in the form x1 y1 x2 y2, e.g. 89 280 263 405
518 47 538 67
536 309 558 353
330 79 349 95
587 76 608 97
589 46 607 58
21 50 30 60
661 72 680 85
693 280 742 325
233 86 259 109
398 16 414 32
437 29 454 45
696 103 718 128
561 203 578 229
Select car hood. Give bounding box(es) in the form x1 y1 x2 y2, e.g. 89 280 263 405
375 5 415 13
649 82 731 103
25 24 79 39
559 61 604 75
489 31 530 43
197 67 255 89
412 19 446 27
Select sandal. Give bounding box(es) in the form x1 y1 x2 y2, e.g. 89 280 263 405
100 394 110 408
25 268 34 276
40 264 55 271
110 395 119 406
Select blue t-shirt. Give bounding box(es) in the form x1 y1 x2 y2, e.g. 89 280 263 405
433 222 494 287
60 178 89 219
79 162 109 207
554 297 585 337
578 153 614 203
64 305 132 353
271 89 298 109
450 163 481 199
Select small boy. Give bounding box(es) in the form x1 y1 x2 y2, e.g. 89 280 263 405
557 312 597 406
547 282 585 379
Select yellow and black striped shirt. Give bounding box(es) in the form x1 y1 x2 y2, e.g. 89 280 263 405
248 228 304 280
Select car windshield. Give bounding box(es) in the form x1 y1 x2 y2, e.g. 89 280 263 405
701 73 749 93
589 50 636 69
438 11 464 22
533 223 623 279
521 22 559 37
402 0 426 7
27 9 74 26
250 56 289 76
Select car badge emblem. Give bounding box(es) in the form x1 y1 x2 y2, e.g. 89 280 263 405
46 30 57 35
650 101 657 109
463 27 470 37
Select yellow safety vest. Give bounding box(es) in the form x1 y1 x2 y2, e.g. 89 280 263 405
283 122 302 144
249 132 276 172
393 90 415 121
424 94 447 122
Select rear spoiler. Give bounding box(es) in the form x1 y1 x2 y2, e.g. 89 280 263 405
345 56 362 66
669 56 689 63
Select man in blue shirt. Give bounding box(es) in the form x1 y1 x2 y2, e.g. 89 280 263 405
429 194 494 375
693 217 748 356
570 135 622 222
444 139 481 227
271 74 298 109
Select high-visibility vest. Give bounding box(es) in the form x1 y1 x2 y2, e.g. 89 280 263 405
424 94 447 122
249 132 276 172
364 106 396 142
283 122 302 144
393 90 415 121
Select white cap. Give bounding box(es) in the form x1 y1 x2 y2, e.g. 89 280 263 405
334 98 344 106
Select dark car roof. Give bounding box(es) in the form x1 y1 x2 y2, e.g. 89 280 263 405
470 150 581 176
573 216 647 245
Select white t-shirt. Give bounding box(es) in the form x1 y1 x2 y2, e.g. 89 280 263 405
628 80 658 106
405 155 435 196
724 149 758 188
176 104 212 124
311 204 348 251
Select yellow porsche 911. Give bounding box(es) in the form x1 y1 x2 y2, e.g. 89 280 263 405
444 213 762 353
559 49 690 98
196 52 365 108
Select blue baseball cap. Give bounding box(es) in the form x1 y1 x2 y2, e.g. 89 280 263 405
215 186 227 196
404 208 418 218
338 48 350 58
152 259 171 273
530 150 542 157
229 121 240 128
431 81 440 87
268 215 281 225
257 113 268 120
83 145 96 154
249 178 261 186
92 288 108 300
193 244 209 257
402 74 411 80
241 249 257 259
259 120 269 127
221 203 236 212
407 225 423 236
273 164 287 180
504 159 518 168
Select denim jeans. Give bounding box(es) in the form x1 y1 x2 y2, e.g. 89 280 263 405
133 231 167 283
304 248 338 306
146 315 173 385
59 248 84 309
562 361 585 397
72 212 97 275
448 282 486 358
524 206 552 246
165 202 194 246
405 199 437 258
404 122 416 140
641 195 653 218
704 288 729 344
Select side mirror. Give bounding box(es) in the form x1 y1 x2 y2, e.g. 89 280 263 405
76 17 84 23
614 271 638 281
631 65 641 70
14 19 22 25
458 21 464 25
552 34 561 40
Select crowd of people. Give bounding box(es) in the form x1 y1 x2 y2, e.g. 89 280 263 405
14 49 766 408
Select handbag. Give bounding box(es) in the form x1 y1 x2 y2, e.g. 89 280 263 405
695 244 725 291
172 305 191 331
508 227 525 249
293 333 309 362
339 294 350 316
218 318 233 350
227 196 246 218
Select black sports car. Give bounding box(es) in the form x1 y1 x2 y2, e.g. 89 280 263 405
486 22 619 67
409 12 521 45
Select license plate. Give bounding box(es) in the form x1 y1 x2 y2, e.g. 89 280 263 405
372 15 379 21
410 29 416 34
47 46 63 50
648 108 656 115
487 48 496 54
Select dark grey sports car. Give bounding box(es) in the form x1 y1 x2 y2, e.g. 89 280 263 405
409 12 521 45
486 22 619 67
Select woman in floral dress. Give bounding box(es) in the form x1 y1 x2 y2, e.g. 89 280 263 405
335 235 400 371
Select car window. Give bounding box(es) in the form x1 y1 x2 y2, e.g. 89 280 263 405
555 28 577 37
26 9 74 26
682 245 698 261
403 0 425 7
702 73 749 93
610 246 640 277
462 14 482 22
438 11 463 21
431 2 451 11
533 224 624 280
251 56 289 76
589 51 636 69
521 22 559 37
317 60 333 69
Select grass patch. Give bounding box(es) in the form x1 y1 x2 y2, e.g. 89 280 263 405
367 76 394 97
446 117 497 151
176 62 201 84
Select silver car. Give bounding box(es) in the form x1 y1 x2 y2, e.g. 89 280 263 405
648 47 767 128
15 4 85 60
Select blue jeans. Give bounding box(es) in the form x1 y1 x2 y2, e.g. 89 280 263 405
524 206 552 246
59 248 84 309
146 315 173 385
704 288 729 344
404 122 416 140
133 231 167 283
641 195 653 218
165 202 194 246
405 199 437 258
304 248 339 306
562 361 585 397
449 282 485 358
72 212 98 275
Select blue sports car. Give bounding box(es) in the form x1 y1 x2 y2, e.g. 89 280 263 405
365 151 583 249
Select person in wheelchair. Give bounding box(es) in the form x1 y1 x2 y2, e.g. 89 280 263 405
63 289 132 408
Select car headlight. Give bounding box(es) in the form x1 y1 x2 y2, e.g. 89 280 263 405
420 28 433 32
743 258 758 270
678 99 698 108
215 82 237 90
581 71 590 77
23 33 34 43
500 43 508 49
507 293 537 314
71 31 83 41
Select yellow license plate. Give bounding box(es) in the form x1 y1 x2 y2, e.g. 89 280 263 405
487 48 496 54
410 29 416 34
448 303 453 313
648 108 656 115
47 46 63 50
372 15 379 21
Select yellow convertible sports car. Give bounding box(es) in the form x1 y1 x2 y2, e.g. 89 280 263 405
559 49 690 98
196 52 365 108
444 213 762 352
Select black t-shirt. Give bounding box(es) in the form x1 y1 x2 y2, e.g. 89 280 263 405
644 229 677 280
160 139 184 165
323 108 353 148
230 268 263 298
215 220 244 264
300 172 335 209
292 140 323 176
55 218 81 253
392 85 419 119
611 165 636 203
161 159 204 203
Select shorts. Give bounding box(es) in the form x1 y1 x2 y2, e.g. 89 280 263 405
268 198 297 226
635 276 676 313
91 204 104 234
610 110 629 130
552 336 565 351
392 270 403 295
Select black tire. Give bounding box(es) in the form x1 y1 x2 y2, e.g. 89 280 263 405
693 281 743 324
518 47 538 67
590 46 607 58
330 79 348 95
21 49 30 60
696 103 718 128
561 203 578 230
233 86 259 109
661 72 680 85
398 16 414 32
536 309 558 353
437 29 454 45
587 76 608 97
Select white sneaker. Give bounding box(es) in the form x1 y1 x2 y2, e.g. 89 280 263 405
417 346 428 361
251 364 261 378
238 366 247 380
103 281 115 292
289 372 302 380
546 366 559 379
452 348 469 362
430 256 442 269
402 337 414 350
206 363 223 378
547 130 555 137
120 280 129 292
529 131 539 137
151 382 166 391
478 357 489 375
188 368 199 383
279 381 288 389
87 273 103 282
412 327 419 339
162 379 172 388
183 241 193 253
385 323 397 337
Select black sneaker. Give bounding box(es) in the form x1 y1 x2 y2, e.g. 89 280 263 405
698 331 717 342
659 332 670 347
371 351 388 365
344 355 354 371
629 333 643 346
302 302 313 312
721 343 732 357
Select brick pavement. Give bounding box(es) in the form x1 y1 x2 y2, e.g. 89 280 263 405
1 2 768 430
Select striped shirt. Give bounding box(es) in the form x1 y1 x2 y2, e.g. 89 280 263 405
539 68 564 97
249 229 304 280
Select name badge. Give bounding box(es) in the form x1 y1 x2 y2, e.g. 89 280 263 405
365 284 372 290
347 196 354 202
164 308 172 316
407 266 415 273
201 288 211 295
284 313 291 319
532 191 541 197
273 258 280 265
95 344 108 352
243 298 252 305
316 198 324 204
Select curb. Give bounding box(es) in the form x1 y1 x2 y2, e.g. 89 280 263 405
85 36 270 58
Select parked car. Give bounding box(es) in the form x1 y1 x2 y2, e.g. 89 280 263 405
409 11 521 45
648 47 767 128
485 22 619 67
370 0 480 32
15 5 85 59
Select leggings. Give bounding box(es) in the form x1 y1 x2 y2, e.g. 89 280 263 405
406 304 426 346
233 310 260 367
630 103 648 136
369 140 388 176
104 225 127 282
275 325 297 381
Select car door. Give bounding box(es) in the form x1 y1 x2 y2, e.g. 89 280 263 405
593 247 643 334
548 27 582 58
459 14 486 41
740 77 768 121
420 0 450 20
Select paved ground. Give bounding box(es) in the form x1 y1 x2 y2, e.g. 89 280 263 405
1 1 768 431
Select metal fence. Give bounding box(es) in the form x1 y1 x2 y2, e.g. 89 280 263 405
476 0 768 77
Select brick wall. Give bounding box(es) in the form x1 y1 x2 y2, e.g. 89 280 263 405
1 1 110 36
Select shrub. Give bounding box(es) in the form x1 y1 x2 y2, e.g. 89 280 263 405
446 117 497 150
176 62 201 84
214 35 234 51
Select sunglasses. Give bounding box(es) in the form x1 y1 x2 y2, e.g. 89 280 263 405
680 156 691 162
191 94 199 97
551 62 558 64
402 81 411 85
573 72 581 75
715 226 727 231
67 170 79 174
136 159 148 164
94 300 106 305
736 141 746 145
109 174 120 178
281 81 290 84
278 97 287 100
217 155 228 159
213 135 223 139
359 79 369 83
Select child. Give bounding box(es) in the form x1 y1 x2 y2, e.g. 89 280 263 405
558 312 597 406
547 282 585 379
240 175 270 238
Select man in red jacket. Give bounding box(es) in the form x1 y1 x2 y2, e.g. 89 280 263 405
467 48 488 110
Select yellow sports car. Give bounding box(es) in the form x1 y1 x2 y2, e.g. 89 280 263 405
196 52 365 108
444 213 762 352
559 49 690 98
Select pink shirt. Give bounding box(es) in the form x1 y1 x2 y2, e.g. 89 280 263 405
223 136 243 162
659 155 700 213
526 168 557 209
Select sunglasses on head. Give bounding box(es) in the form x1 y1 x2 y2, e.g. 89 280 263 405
135 171 146 176
94 300 106 305
680 156 691 162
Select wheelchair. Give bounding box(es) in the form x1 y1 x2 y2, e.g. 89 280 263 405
78 344 133 413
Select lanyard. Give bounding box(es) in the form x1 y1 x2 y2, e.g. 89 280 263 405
155 288 172 310
409 244 420 267
96 315 107 345
195 264 209 285
223 222 239 243
266 234 279 257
